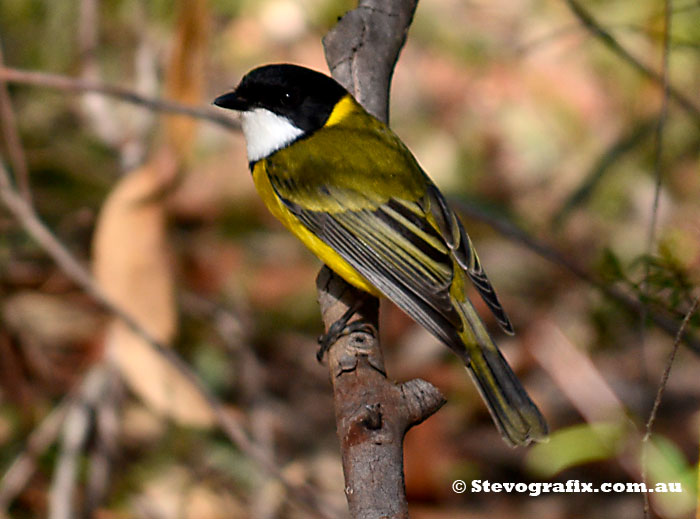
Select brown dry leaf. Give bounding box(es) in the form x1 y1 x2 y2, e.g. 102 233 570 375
104 321 214 427
92 153 214 427
90 0 214 428
93 154 177 342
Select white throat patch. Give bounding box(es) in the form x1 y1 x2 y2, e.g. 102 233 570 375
240 108 304 162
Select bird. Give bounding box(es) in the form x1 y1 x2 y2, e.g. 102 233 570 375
214 63 547 446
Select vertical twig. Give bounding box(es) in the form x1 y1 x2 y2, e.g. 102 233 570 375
639 4 673 516
645 0 672 265
317 269 445 518
49 366 109 519
638 0 673 405
77 0 122 153
85 366 122 517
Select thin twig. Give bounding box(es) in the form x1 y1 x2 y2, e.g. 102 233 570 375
0 42 31 204
645 0 672 273
639 0 673 404
563 0 700 126
530 317 692 503
644 297 699 442
0 66 240 131
85 366 121 516
641 296 699 518
77 0 123 151
518 17 700 57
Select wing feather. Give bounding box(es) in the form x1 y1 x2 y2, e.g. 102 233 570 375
279 190 464 342
426 185 515 334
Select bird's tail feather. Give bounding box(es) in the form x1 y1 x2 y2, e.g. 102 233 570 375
453 294 548 446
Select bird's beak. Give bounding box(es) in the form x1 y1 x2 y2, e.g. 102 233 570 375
212 90 249 111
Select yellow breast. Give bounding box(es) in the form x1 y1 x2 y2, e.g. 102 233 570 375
251 161 381 297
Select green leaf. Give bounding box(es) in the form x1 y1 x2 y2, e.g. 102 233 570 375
642 435 697 518
526 422 626 477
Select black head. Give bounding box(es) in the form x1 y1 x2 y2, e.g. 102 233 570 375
213 64 348 133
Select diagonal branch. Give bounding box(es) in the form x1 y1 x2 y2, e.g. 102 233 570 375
0 66 240 131
644 296 699 443
563 0 700 126
0 160 337 519
454 200 700 353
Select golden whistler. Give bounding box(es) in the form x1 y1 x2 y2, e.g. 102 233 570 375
214 64 547 446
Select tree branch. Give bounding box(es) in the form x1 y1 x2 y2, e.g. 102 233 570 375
317 268 444 519
323 0 418 122
320 1 447 517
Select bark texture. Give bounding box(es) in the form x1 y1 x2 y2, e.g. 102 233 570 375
316 266 444 519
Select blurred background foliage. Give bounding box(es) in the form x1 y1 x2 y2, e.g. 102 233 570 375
0 0 699 518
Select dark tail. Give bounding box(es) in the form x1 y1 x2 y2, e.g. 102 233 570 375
454 294 548 446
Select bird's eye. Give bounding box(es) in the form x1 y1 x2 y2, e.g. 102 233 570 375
280 90 299 107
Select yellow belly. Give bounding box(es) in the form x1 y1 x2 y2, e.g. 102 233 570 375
252 163 381 297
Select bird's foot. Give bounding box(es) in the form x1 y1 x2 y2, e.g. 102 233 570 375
316 302 375 362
